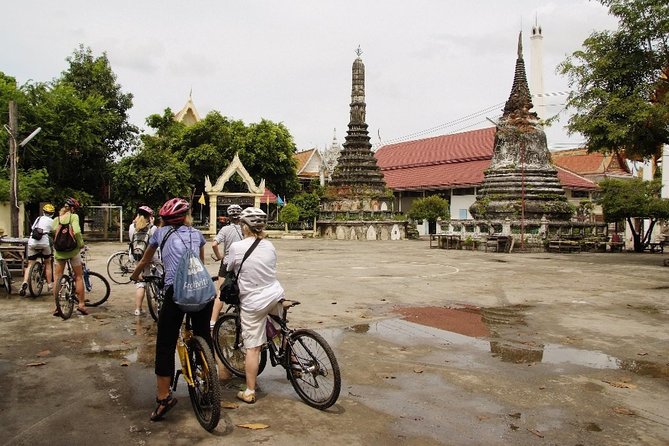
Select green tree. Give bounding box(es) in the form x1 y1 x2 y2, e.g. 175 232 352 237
278 203 300 232
290 192 321 221
598 178 669 251
2 46 138 204
558 0 669 160
407 195 450 232
111 146 191 216
139 112 300 202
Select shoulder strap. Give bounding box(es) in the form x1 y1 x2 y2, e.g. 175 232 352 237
235 238 261 277
159 226 177 254
32 216 41 230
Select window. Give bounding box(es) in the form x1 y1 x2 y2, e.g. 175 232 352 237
571 190 590 198
459 209 468 219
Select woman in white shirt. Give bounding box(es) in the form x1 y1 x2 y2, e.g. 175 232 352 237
226 207 284 404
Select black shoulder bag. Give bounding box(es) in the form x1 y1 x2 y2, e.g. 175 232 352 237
220 238 261 305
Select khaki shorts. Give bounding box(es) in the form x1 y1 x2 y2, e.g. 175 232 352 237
55 253 82 267
241 301 283 349
27 245 52 260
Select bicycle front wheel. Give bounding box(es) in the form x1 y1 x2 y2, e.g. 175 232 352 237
1 261 12 294
187 336 221 432
84 271 111 307
146 281 162 322
55 276 75 320
28 262 44 297
106 251 134 284
212 313 267 378
287 329 341 410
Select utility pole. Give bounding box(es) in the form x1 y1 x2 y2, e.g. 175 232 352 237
8 101 19 237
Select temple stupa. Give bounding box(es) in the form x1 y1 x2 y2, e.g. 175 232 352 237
470 33 572 222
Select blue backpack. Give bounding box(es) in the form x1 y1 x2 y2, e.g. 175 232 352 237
168 228 216 312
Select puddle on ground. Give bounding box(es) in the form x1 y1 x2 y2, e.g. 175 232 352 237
347 310 669 380
87 347 138 363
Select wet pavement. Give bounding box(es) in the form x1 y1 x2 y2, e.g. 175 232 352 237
0 239 668 445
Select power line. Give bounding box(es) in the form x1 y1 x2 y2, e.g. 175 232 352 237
377 90 573 147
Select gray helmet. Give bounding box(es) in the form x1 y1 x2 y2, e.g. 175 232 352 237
227 204 242 218
239 207 267 232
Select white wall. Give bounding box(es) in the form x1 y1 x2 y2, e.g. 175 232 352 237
450 195 476 220
0 202 26 237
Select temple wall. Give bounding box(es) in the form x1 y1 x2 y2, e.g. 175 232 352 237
439 218 608 252
317 220 406 240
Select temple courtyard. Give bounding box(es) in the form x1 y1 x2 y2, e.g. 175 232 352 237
0 238 667 445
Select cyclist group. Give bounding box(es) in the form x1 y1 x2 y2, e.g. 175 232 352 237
24 196 314 424
21 198 89 316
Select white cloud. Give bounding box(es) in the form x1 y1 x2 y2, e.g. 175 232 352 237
2 0 619 150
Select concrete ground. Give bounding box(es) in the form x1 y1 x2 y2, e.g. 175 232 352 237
0 239 668 445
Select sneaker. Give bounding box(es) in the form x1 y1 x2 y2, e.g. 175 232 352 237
19 282 28 296
236 390 256 404
134 309 142 316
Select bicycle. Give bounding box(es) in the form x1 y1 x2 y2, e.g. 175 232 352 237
213 299 341 410
106 248 135 284
172 315 221 431
27 253 53 297
55 247 111 318
142 263 165 322
0 248 11 295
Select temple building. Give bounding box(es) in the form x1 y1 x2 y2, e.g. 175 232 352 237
469 32 572 222
174 93 201 126
318 49 405 240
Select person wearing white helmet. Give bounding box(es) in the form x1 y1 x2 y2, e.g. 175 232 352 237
226 207 285 404
210 204 244 329
20 203 56 296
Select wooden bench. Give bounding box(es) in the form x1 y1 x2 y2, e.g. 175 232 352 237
429 234 461 249
645 241 666 254
547 239 580 253
485 235 513 253
0 237 28 273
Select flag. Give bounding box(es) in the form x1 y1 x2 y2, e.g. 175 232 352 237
277 196 284 206
198 193 206 205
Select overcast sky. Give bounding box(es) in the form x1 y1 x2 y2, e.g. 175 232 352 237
3 1 619 152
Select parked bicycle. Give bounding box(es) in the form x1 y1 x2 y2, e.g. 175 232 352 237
0 247 11 295
106 248 135 284
142 263 165 322
173 314 221 431
212 299 341 410
27 253 53 297
55 247 111 318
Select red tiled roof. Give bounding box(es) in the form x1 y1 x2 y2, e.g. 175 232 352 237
382 159 490 190
376 127 496 169
551 148 631 176
260 188 278 203
375 127 598 191
555 167 599 190
295 149 314 171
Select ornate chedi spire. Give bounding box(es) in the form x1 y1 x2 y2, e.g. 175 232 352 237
329 47 386 194
470 32 572 222
502 33 537 122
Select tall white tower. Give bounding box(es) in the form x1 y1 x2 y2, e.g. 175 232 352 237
529 18 545 120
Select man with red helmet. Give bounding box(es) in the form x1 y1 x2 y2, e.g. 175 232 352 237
131 197 215 422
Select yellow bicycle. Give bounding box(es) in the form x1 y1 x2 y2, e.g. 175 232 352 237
172 315 221 432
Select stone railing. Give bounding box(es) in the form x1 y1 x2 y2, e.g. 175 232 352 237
436 217 608 252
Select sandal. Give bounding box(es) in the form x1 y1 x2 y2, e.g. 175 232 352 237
76 307 89 316
52 309 61 317
150 392 178 421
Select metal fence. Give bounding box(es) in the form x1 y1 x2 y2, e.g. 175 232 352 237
83 205 124 242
